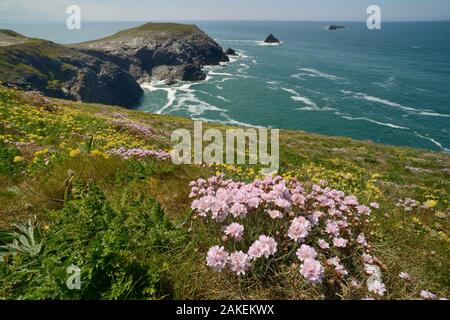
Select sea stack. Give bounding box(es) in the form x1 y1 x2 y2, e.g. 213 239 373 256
328 25 346 30
225 48 238 56
264 34 280 43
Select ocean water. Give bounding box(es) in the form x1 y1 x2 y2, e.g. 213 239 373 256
1 21 449 151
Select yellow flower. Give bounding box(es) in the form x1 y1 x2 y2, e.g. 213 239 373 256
13 156 24 163
69 148 81 158
424 200 438 209
34 148 49 157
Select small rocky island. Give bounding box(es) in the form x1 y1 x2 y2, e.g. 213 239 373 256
328 25 346 30
224 48 238 56
0 23 229 107
264 34 280 44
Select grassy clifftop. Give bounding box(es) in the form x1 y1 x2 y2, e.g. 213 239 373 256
0 86 448 300
78 23 202 45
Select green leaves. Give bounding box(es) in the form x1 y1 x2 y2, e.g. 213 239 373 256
0 219 42 260
0 181 187 300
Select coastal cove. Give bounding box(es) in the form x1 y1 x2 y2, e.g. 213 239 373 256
0 20 449 152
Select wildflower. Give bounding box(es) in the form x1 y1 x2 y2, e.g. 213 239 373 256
362 254 374 264
318 239 330 250
224 223 244 241
333 237 348 248
364 264 380 277
308 211 323 226
248 235 278 260
357 233 368 247
351 280 360 288
367 279 386 296
420 290 437 300
423 200 438 209
267 209 283 219
327 256 348 277
325 220 340 236
108 147 171 160
356 205 371 216
344 196 359 206
288 217 310 242
399 272 411 280
229 251 251 275
300 259 324 284
13 156 24 163
296 245 317 261
69 148 81 158
206 246 229 272
370 202 380 209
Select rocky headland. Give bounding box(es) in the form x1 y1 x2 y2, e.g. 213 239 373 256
0 23 229 107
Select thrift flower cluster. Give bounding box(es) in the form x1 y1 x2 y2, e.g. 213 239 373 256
107 147 171 160
190 175 386 297
112 119 155 136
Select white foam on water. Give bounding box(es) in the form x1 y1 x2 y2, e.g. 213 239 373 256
237 63 250 73
216 96 230 103
418 111 450 118
297 68 345 81
340 90 421 113
193 114 263 128
257 41 283 46
413 132 446 151
208 71 234 77
142 80 225 117
341 115 410 130
281 88 319 110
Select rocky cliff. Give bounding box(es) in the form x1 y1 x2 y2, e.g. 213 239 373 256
74 23 229 82
0 23 228 107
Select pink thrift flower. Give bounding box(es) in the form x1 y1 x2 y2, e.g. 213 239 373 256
229 251 251 275
288 217 310 242
230 202 248 218
300 259 324 284
399 272 411 280
318 239 330 250
296 245 317 261
344 196 359 206
267 209 283 219
248 235 278 260
206 246 229 272
356 205 372 216
370 202 380 209
357 233 368 247
362 254 374 264
224 223 244 241
325 220 340 236
333 237 348 248
364 264 379 276
367 279 386 296
420 290 437 300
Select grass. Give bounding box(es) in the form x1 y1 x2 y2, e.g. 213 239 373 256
78 22 201 45
0 86 448 300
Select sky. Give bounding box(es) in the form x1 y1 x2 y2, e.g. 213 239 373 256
1 0 450 22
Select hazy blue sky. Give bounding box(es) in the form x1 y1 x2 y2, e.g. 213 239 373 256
1 0 450 21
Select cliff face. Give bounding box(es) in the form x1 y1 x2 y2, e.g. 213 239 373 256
0 37 143 108
0 23 228 107
74 23 229 82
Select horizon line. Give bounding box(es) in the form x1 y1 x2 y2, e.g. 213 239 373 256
1 19 450 23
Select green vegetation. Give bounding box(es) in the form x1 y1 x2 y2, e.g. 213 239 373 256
80 22 201 44
0 86 448 299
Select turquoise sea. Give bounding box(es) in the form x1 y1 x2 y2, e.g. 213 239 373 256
1 21 449 151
